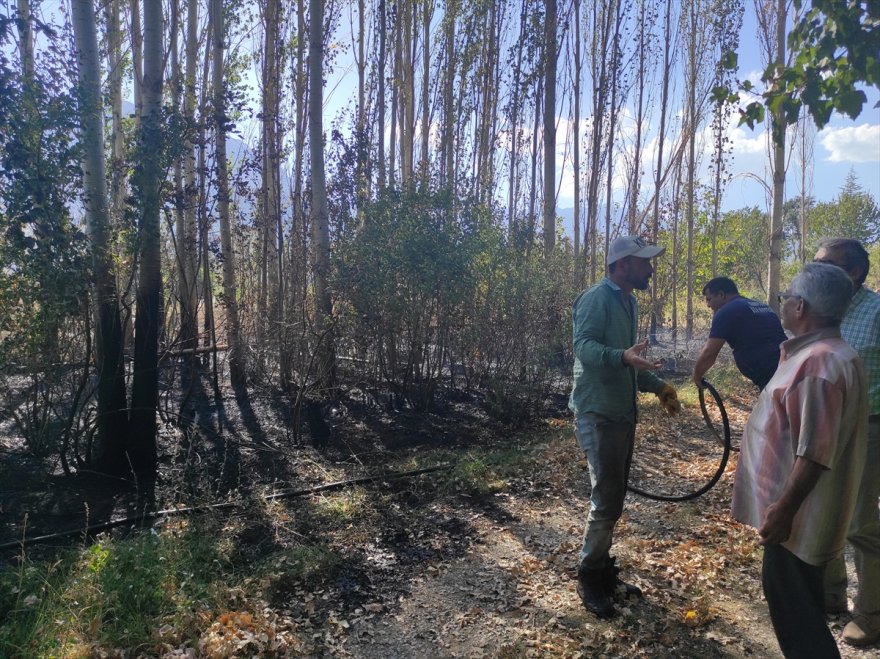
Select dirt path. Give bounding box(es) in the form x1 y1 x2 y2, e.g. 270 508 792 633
327 394 876 658
334 464 871 658
3 377 876 657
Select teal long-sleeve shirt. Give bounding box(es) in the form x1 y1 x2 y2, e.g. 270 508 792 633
568 277 666 421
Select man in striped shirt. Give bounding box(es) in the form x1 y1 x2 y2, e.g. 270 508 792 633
732 263 867 658
814 238 880 647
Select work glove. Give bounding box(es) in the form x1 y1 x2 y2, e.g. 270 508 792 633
656 383 681 416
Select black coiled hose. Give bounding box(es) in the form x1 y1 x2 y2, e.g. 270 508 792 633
627 379 732 502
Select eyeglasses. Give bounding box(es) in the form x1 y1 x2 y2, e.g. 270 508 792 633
777 292 802 304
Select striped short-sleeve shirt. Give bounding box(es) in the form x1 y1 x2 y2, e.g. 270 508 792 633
731 328 868 566
841 286 880 415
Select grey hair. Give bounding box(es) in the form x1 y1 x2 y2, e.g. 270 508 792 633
790 262 855 324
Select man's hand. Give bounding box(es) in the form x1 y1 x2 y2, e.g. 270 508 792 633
622 339 663 371
757 457 823 546
758 501 795 546
656 383 681 416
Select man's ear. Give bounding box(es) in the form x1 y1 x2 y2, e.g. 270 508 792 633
849 266 866 288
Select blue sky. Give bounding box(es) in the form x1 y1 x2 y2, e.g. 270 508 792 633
549 3 880 216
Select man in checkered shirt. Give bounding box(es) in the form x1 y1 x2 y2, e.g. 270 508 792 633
814 238 880 647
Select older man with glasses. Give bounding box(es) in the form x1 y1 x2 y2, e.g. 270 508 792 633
732 262 867 658
813 238 880 648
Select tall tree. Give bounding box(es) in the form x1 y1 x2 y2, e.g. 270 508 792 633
16 0 33 81
571 0 582 270
734 0 880 130
104 0 127 252
130 0 144 120
753 0 788 311
129 0 164 481
213 0 245 387
71 0 130 476
585 0 614 281
176 0 200 365
542 0 557 257
310 0 336 390
649 0 676 343
376 0 387 190
259 0 283 369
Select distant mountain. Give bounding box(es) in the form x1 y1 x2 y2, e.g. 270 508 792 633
556 206 606 239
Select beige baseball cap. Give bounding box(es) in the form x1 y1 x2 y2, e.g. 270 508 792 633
606 235 665 264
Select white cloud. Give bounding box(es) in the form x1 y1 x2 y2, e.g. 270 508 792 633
819 124 880 163
727 123 766 156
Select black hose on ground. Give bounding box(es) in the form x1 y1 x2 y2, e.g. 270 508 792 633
0 463 452 552
627 379 732 502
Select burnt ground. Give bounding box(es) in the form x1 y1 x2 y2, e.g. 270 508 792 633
1 363 878 657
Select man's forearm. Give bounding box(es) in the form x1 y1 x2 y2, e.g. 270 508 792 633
759 456 824 545
775 457 823 514
692 351 717 384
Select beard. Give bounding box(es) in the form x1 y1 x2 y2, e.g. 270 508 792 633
630 274 651 290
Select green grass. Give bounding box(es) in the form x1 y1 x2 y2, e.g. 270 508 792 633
696 362 756 398
0 520 236 657
442 446 537 495
0 512 353 657
311 488 369 522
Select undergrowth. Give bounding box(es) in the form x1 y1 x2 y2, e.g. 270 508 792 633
0 514 340 657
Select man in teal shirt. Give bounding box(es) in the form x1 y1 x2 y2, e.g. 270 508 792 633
814 238 880 647
570 235 680 619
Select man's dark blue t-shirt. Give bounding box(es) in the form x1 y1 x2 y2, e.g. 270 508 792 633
709 296 787 389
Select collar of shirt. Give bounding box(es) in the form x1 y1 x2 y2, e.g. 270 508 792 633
602 276 635 315
780 326 842 361
850 285 870 309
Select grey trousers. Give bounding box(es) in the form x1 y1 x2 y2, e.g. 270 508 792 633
824 415 880 615
574 412 635 570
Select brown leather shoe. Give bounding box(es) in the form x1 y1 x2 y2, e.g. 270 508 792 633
842 613 880 647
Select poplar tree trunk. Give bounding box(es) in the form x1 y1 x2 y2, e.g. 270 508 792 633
572 0 581 272
17 0 33 82
213 0 246 387
377 0 387 190
441 1 456 191
542 0 557 257
419 0 431 186
649 0 674 343
129 0 164 482
260 0 283 375
586 1 612 281
767 0 787 311
130 0 143 120
685 2 698 341
309 0 336 391
71 0 130 477
629 0 647 233
177 0 200 366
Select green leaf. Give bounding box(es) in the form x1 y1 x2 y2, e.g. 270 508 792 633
835 89 867 119
720 50 738 71
737 102 764 129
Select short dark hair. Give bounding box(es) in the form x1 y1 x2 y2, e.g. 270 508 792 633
702 277 739 296
817 238 870 287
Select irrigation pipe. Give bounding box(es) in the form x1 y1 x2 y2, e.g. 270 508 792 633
627 379 732 502
0 463 452 551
